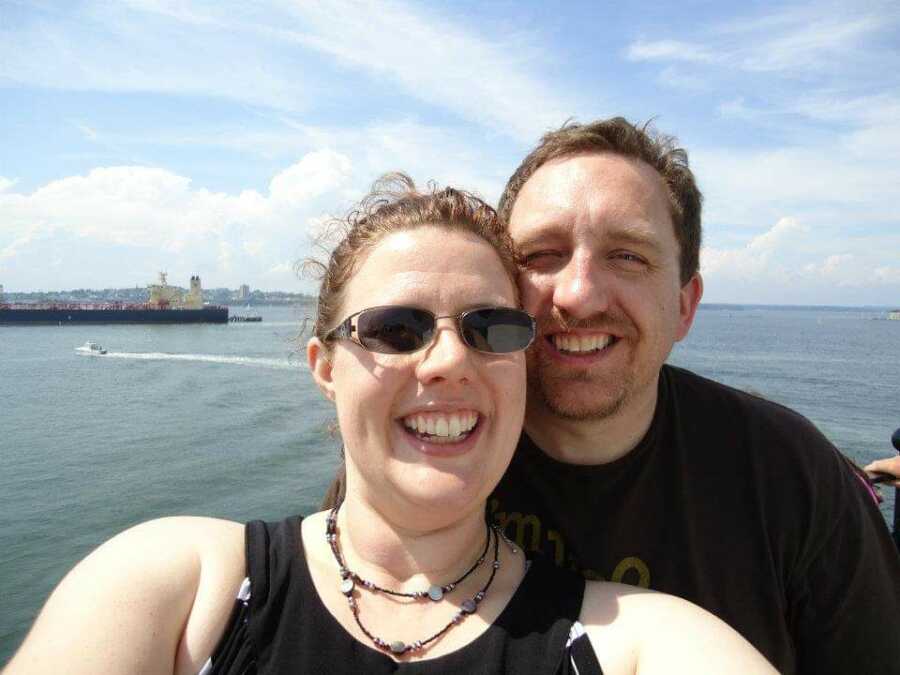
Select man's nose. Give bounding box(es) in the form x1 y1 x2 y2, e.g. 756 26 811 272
552 254 609 320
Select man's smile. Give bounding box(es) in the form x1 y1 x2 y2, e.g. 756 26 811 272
550 332 616 355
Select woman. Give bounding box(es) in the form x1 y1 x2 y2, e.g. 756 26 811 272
6 176 775 674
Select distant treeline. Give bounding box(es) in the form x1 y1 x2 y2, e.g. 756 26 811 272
3 287 315 307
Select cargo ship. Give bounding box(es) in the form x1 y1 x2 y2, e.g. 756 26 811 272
0 273 228 325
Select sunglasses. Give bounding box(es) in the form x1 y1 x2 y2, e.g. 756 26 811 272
325 305 536 355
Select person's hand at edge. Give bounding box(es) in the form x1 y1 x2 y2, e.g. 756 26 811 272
864 456 900 488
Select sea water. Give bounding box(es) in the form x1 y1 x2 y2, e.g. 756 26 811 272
2 303 898 661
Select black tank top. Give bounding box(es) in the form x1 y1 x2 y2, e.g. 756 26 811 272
205 516 604 674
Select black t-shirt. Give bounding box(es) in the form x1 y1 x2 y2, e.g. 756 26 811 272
490 365 900 675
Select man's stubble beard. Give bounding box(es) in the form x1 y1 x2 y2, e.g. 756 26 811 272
525 347 632 421
525 306 637 421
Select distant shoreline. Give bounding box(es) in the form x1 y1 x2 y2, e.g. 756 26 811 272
699 303 897 312
1 290 893 313
2 288 316 307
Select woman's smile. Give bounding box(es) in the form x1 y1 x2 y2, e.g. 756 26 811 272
398 409 484 456
401 409 480 443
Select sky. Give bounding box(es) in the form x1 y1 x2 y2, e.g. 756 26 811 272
1 0 899 306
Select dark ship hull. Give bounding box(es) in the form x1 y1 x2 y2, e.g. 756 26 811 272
0 305 229 325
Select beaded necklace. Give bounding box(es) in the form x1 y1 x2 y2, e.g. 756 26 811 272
326 508 490 601
326 504 502 656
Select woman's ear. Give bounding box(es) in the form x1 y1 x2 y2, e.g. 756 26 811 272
307 337 336 402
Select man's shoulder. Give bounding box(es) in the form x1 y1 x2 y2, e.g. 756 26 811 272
663 364 820 434
660 364 847 480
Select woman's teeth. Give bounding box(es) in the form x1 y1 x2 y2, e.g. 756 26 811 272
552 333 612 354
402 411 479 443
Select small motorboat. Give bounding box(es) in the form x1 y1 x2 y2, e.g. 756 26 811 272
75 341 107 355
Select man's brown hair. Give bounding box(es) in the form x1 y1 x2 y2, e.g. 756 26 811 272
497 117 703 284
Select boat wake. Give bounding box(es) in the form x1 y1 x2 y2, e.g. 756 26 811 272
104 351 305 370
229 321 303 328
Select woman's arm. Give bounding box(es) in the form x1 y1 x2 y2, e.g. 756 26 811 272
579 582 777 675
4 517 245 675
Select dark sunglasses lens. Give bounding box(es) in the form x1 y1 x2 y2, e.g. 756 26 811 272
356 307 434 354
461 308 534 353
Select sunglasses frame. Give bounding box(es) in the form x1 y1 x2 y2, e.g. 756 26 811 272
325 305 536 355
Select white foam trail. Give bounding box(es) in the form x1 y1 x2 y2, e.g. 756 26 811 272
229 321 304 328
104 351 305 370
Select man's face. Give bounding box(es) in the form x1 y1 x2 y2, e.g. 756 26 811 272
508 152 702 420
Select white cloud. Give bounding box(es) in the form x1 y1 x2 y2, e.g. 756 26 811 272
792 93 900 160
276 1 582 141
0 150 360 291
153 117 512 203
747 217 808 252
74 123 99 141
0 0 581 142
268 150 352 205
717 97 759 121
242 240 265 257
1 226 46 263
625 39 716 63
874 266 900 284
217 241 234 273
802 254 857 285
693 140 900 231
735 15 884 72
629 7 893 76
701 217 900 300
658 66 708 91
701 217 806 283
0 177 18 192
0 104 530 292
0 3 315 112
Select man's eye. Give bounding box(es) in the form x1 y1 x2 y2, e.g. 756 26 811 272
520 251 563 268
612 251 646 265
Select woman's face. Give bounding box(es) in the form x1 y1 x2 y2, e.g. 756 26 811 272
308 226 526 528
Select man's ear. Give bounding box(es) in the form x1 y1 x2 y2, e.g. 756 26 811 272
307 337 336 402
675 273 703 342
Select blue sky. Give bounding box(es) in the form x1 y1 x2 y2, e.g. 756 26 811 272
1 0 898 305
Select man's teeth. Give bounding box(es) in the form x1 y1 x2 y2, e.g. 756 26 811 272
403 411 479 442
553 334 612 353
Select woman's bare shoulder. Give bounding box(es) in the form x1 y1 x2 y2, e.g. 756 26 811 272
578 581 777 675
5 516 246 675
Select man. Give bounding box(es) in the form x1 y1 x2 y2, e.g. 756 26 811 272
488 117 900 674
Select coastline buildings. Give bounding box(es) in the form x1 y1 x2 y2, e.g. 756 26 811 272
1 283 312 307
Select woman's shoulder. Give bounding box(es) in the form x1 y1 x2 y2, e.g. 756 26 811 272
95 516 247 605
6 516 247 675
118 514 245 548
129 514 246 558
578 582 777 675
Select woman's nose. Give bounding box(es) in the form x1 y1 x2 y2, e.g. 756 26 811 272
416 321 474 384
